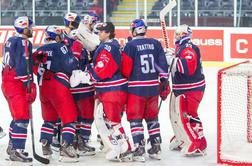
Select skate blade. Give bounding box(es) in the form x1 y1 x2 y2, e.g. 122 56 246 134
0 132 6 139
133 156 146 162
5 158 33 166
51 146 60 152
78 150 96 156
149 153 161 160
43 154 52 160
59 156 79 163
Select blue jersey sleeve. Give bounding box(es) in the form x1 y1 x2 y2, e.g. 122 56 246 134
12 38 33 84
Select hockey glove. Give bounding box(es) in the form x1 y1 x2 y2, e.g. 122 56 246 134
70 70 92 87
159 78 170 101
32 50 48 64
26 82 37 104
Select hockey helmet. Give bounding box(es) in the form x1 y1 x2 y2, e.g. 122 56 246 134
64 12 81 29
174 24 192 44
83 12 100 26
14 16 33 37
45 26 63 41
130 19 147 36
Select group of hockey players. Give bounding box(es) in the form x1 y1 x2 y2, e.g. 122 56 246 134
0 11 207 163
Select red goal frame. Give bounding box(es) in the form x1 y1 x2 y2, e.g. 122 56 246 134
217 60 252 166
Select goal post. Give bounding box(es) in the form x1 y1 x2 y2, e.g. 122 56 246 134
217 60 252 165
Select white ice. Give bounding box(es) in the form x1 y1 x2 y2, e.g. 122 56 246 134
0 67 219 166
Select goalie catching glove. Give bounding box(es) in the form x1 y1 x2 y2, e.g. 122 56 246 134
70 70 92 87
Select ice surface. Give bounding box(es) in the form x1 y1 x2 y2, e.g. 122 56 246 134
0 67 219 166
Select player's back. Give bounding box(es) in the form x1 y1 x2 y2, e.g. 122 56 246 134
125 37 167 96
36 42 78 87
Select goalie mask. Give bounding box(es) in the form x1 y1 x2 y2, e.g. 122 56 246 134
64 12 81 30
130 19 147 36
174 24 192 45
45 26 63 43
14 16 33 38
83 13 99 26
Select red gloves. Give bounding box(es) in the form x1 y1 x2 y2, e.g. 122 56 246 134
26 82 37 104
159 79 171 101
32 50 48 64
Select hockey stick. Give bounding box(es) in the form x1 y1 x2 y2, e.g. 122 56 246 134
160 0 177 51
24 40 50 164
158 0 177 109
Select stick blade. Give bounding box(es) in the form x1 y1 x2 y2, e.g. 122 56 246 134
34 153 50 164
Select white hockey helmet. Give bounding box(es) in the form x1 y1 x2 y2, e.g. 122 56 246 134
174 24 192 44
82 12 99 26
14 16 33 37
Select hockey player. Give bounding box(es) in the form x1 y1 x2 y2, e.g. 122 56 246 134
33 26 79 162
0 126 6 139
166 24 207 156
1 16 36 162
44 12 82 151
121 19 169 162
67 13 100 156
70 22 131 161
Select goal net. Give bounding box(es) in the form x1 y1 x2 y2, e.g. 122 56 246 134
217 61 252 165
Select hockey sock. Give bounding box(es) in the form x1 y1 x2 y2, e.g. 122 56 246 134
40 121 55 144
61 123 76 144
11 120 29 150
79 118 93 141
129 120 144 145
146 118 162 145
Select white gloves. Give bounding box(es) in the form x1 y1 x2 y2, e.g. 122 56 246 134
165 48 175 66
77 23 100 51
165 48 177 75
70 70 92 87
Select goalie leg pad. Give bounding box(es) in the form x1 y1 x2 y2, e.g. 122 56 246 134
171 92 207 156
94 100 131 161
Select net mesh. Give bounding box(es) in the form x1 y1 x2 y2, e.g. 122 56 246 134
219 62 252 164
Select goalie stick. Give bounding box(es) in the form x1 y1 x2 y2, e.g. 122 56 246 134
160 0 177 50
24 40 50 165
158 0 177 109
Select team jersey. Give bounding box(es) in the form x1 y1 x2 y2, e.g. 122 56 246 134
87 39 127 93
36 42 78 88
2 35 34 85
121 36 168 96
172 38 206 96
63 31 95 100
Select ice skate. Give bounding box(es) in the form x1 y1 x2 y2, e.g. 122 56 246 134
6 140 29 157
59 141 79 163
132 141 146 162
77 136 95 156
51 136 60 152
41 139 53 159
9 149 32 163
169 136 184 151
0 126 6 139
148 138 161 160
